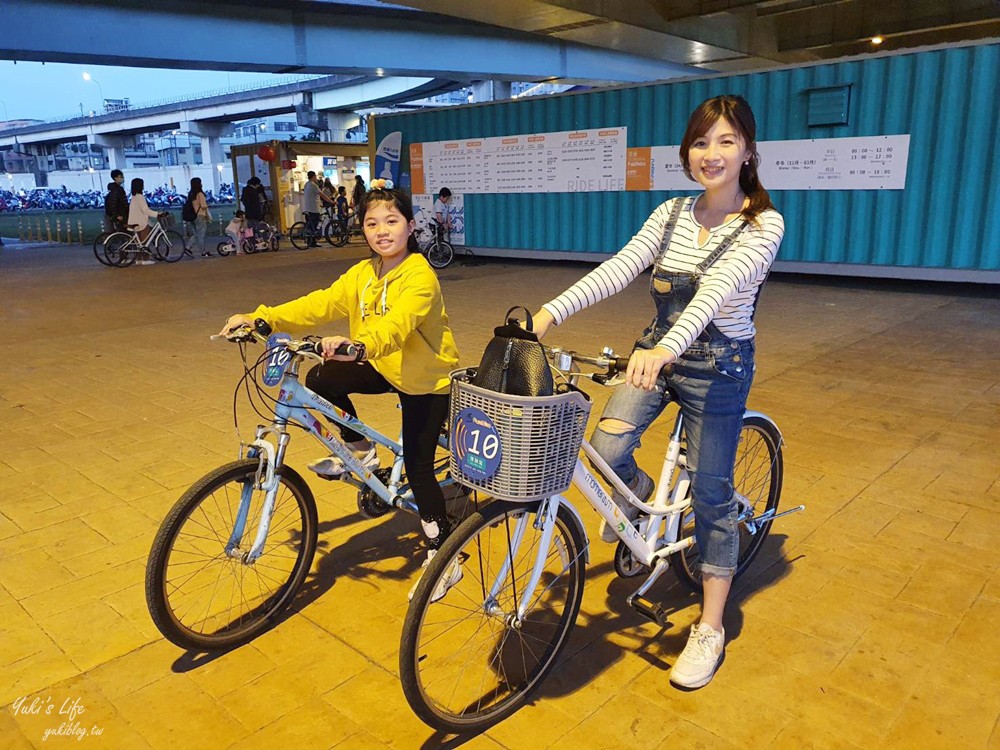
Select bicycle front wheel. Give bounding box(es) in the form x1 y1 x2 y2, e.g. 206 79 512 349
400 499 586 733
425 240 454 269
154 230 185 262
670 414 784 591
145 460 319 650
326 222 348 247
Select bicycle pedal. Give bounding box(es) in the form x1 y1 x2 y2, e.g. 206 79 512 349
627 594 670 628
312 472 345 482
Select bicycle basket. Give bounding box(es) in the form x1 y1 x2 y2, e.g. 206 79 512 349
449 369 591 502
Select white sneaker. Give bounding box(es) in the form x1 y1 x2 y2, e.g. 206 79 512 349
669 623 725 689
408 549 464 603
599 470 654 543
307 444 378 478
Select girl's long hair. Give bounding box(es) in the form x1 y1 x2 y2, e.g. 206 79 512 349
679 95 774 223
187 177 204 203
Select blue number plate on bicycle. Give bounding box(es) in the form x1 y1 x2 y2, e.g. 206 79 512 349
452 407 503 480
262 333 293 386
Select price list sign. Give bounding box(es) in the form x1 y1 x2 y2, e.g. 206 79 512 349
410 128 627 195
633 135 910 191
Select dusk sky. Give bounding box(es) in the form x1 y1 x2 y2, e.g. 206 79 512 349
0 61 312 122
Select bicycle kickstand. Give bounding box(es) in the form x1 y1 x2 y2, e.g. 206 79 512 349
626 558 673 628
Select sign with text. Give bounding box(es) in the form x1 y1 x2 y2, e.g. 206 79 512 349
631 135 911 191
410 127 627 195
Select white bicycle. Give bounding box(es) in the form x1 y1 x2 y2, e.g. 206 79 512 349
399 345 804 732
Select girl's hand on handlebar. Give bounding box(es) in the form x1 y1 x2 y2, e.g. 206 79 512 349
320 335 357 361
220 314 255 336
530 308 555 340
627 347 676 391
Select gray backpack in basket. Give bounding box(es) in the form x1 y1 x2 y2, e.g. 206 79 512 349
472 306 554 397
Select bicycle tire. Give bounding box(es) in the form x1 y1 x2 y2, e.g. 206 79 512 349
145 460 318 650
92 231 114 266
217 240 235 257
326 222 349 247
243 238 258 254
104 232 134 266
154 229 185 263
669 414 783 592
270 235 280 252
425 241 454 270
289 222 314 250
400 498 586 733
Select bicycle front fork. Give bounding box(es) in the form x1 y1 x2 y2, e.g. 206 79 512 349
225 427 291 563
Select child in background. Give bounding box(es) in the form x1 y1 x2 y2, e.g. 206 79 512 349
336 186 349 233
226 210 248 255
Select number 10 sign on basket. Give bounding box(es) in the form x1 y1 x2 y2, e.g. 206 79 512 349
451 408 503 481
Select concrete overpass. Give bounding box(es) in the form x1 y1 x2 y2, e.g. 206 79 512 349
0 0 697 84
0 75 458 170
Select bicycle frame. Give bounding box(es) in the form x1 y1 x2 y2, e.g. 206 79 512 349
235 346 459 560
486 407 784 623
120 221 167 253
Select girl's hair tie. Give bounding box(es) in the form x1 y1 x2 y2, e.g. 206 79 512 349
369 178 394 191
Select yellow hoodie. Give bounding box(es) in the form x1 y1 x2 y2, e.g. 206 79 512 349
251 253 459 395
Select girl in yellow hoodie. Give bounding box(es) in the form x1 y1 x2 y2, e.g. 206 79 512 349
221 182 461 595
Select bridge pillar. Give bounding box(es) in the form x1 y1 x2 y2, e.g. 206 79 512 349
182 121 232 190
89 134 130 173
471 80 511 103
324 111 361 142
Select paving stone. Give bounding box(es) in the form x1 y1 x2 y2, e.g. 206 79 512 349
36 599 149 672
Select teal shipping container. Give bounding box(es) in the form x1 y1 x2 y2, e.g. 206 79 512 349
374 40 1000 282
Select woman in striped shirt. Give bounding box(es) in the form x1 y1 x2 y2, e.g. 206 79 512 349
532 95 784 690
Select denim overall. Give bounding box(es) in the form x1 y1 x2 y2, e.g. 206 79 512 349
590 198 755 576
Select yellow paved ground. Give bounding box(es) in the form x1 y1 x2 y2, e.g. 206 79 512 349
1 241 999 749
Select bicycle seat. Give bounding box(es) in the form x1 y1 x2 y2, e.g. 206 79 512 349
127 224 139 229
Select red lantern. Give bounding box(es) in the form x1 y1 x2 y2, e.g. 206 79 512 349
257 145 275 162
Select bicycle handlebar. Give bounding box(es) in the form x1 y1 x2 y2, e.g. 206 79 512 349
543 344 673 384
212 320 356 360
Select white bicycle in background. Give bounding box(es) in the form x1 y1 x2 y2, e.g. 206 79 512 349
399 344 804 733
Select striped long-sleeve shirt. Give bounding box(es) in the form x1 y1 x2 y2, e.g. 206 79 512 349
542 196 784 357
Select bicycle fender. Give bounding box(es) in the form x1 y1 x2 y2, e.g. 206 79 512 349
743 410 782 441
549 495 590 565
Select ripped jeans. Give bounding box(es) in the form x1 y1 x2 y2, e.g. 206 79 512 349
590 338 755 576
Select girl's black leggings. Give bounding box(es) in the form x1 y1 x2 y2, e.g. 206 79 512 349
304 360 450 531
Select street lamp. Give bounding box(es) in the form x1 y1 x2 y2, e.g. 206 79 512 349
82 72 105 113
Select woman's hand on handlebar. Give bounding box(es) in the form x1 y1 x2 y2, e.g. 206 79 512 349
319 335 357 361
627 347 676 391
220 314 255 336
530 308 555 340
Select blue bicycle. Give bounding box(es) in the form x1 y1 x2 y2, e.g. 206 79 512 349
145 320 473 650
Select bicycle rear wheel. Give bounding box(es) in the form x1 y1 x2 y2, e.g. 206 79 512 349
145 460 318 650
104 232 134 266
288 222 314 250
93 231 114 266
154 229 185 262
670 414 783 591
400 499 586 733
425 240 454 269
